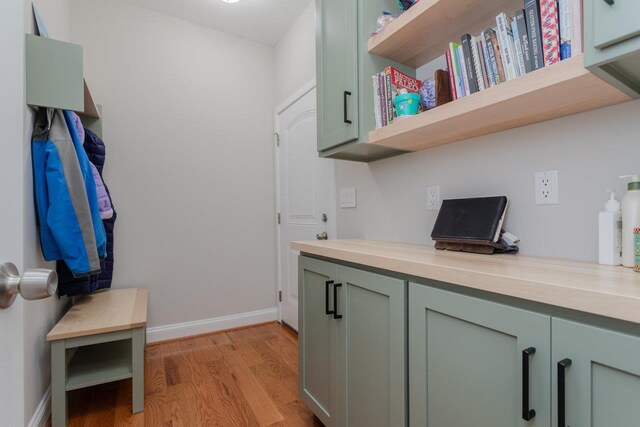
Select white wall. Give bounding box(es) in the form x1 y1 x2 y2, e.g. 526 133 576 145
275 1 316 105
336 97 640 262
69 0 277 335
23 1 71 424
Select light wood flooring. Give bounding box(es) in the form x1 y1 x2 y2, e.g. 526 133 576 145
62 322 322 426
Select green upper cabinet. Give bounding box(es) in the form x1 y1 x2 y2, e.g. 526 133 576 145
552 318 640 427
316 0 413 162
336 266 406 427
584 0 640 97
316 0 359 152
409 283 551 427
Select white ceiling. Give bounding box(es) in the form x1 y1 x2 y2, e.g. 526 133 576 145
121 0 312 46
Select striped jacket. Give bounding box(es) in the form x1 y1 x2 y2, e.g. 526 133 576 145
32 108 106 277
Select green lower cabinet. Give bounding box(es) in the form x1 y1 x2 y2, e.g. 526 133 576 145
299 257 339 426
408 283 551 427
337 266 406 427
551 318 640 427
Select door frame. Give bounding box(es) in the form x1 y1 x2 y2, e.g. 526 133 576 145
273 79 337 325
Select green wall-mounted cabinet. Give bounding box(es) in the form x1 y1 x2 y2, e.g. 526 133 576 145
26 34 84 111
584 0 640 97
315 0 413 162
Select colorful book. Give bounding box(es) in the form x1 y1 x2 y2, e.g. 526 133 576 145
496 13 519 80
558 0 572 59
445 49 458 100
471 35 487 91
511 19 527 75
572 0 583 55
383 67 421 123
384 70 394 124
449 42 464 98
457 45 468 96
515 9 533 73
461 34 480 94
372 75 382 129
476 37 491 89
480 32 497 86
525 0 545 71
485 28 506 84
540 0 560 65
379 73 387 126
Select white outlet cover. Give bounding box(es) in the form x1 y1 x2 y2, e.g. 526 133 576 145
340 187 357 208
535 170 559 205
427 185 440 211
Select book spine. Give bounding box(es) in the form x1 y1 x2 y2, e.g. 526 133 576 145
372 75 381 129
571 0 582 54
457 45 469 96
379 73 387 127
558 0 572 59
445 49 458 100
461 34 479 94
385 70 394 124
471 36 487 91
511 19 527 75
480 31 497 86
540 0 560 65
525 0 545 70
496 13 514 80
449 43 464 98
515 9 533 73
489 29 506 84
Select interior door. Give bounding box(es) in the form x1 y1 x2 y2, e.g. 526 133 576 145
0 0 27 424
409 283 551 427
276 85 336 331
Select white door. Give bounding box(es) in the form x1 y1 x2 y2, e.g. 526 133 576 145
0 0 27 425
276 82 336 331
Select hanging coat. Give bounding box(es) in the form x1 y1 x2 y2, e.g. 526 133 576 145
57 127 117 297
32 108 106 277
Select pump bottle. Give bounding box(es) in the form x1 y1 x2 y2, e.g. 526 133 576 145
620 175 640 267
599 190 622 265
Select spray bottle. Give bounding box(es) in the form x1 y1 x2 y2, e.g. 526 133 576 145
599 190 622 265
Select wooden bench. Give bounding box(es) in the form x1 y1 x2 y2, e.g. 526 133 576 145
47 288 148 427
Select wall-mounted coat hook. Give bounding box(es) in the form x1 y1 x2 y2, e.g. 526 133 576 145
0 262 57 309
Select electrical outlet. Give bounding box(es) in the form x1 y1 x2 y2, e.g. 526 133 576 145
427 185 441 211
535 171 559 205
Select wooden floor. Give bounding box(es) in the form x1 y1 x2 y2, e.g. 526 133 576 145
63 322 322 427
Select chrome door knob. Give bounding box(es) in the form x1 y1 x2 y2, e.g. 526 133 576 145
316 232 328 240
0 262 58 309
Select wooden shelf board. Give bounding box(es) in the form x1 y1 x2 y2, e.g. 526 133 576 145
368 55 632 152
368 0 522 68
66 339 132 391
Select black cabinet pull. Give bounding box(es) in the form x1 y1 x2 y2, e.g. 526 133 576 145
558 358 572 427
343 91 352 124
333 283 343 319
325 280 334 315
603 0 614 5
522 347 537 421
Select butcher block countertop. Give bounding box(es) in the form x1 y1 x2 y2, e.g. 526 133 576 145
291 239 640 325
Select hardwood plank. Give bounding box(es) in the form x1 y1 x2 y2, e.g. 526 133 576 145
219 341 264 367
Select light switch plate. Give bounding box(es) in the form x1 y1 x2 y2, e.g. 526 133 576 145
340 187 357 208
535 170 559 205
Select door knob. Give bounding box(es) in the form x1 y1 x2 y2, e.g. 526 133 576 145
316 232 328 240
0 262 58 309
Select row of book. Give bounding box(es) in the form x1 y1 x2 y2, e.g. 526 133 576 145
447 0 582 99
372 67 422 128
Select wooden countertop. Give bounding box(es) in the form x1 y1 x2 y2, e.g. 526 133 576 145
48 288 148 341
292 239 640 324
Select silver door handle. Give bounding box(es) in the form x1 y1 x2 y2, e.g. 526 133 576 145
0 262 58 309
316 232 328 240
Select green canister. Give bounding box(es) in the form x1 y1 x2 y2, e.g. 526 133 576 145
635 228 640 272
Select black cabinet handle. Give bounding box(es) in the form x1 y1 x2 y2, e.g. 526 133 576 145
558 358 572 427
603 0 614 5
325 280 334 315
522 347 537 421
343 91 352 124
333 283 343 319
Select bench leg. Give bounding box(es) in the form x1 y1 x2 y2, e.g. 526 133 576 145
51 340 67 427
132 328 145 413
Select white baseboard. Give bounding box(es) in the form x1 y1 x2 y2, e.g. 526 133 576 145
146 307 278 343
28 386 51 427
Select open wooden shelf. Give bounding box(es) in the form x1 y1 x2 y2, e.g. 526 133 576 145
368 55 632 152
368 0 522 68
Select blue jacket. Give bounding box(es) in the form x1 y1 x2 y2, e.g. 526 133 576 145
32 108 106 277
57 128 117 296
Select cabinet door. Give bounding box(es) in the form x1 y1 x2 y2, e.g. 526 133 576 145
336 266 406 427
552 318 640 427
409 283 551 427
316 0 358 152
299 257 339 426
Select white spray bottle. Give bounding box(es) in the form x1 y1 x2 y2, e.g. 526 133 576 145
599 190 621 265
620 175 640 267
